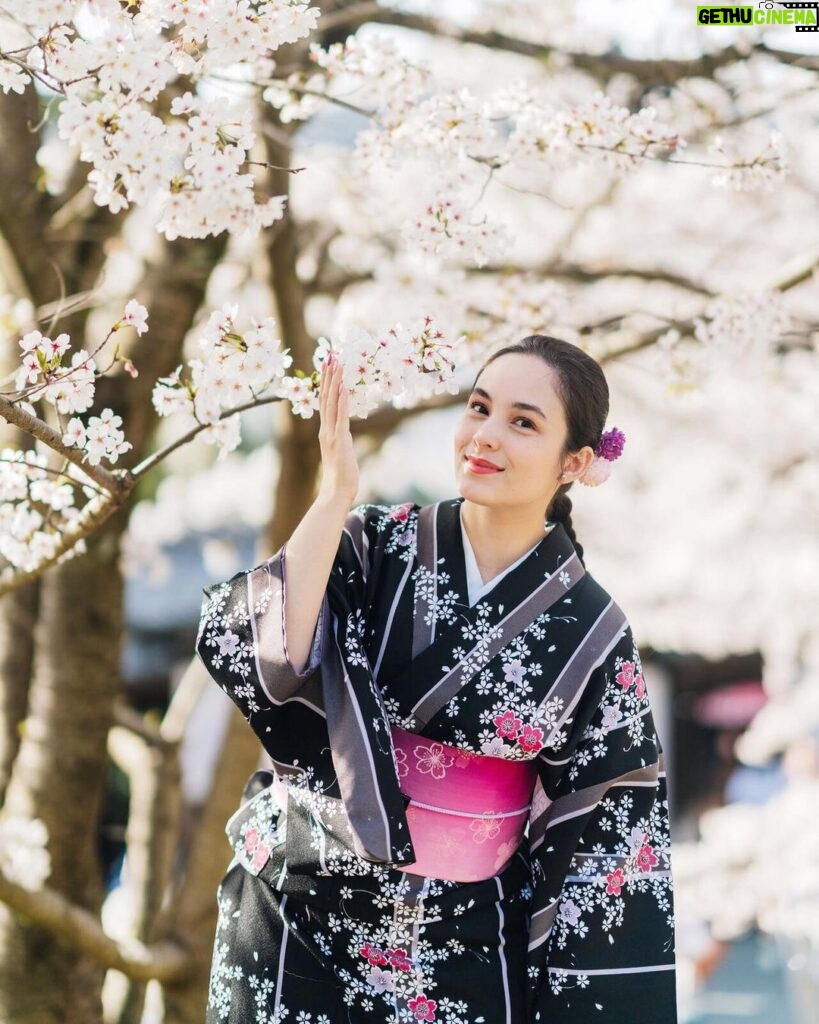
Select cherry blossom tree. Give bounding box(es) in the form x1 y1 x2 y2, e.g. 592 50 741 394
0 1 817 1021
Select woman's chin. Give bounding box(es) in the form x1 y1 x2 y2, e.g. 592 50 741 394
454 472 500 504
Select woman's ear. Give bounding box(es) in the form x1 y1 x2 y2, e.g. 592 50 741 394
561 445 595 484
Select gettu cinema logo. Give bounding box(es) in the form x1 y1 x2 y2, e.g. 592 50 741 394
697 2 819 29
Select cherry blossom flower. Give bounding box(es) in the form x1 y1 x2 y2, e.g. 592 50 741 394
637 843 659 873
558 899 582 926
493 709 523 739
386 504 412 522
365 965 395 994
408 993 437 1022
120 300 149 336
386 947 412 971
606 868 625 896
502 659 526 685
252 841 270 869
216 631 241 657
615 662 635 692
517 723 544 754
480 735 509 757
413 742 454 779
627 828 648 855
600 705 622 731
82 410 132 466
470 816 501 843
359 943 387 966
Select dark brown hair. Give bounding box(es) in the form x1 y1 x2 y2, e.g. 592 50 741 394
473 335 610 566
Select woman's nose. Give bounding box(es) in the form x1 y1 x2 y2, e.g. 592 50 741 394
472 423 499 449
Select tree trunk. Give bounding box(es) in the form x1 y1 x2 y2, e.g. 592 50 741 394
0 581 38 803
0 527 124 1024
103 726 182 1024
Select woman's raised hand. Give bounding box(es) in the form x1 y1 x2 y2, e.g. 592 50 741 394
317 353 360 505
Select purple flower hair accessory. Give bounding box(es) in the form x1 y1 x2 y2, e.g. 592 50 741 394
595 427 626 462
579 427 626 487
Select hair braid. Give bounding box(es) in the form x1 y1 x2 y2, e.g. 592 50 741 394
548 488 585 566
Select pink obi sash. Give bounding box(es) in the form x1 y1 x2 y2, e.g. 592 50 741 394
391 725 538 883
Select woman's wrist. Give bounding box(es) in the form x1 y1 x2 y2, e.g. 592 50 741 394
315 485 357 513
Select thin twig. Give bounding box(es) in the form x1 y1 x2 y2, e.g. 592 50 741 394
0 457 106 496
130 393 284 478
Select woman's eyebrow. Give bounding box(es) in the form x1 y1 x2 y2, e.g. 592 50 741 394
472 385 546 419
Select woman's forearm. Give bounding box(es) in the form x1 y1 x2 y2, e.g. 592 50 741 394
281 490 353 674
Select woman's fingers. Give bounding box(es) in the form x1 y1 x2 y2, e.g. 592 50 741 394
322 356 338 430
336 367 350 429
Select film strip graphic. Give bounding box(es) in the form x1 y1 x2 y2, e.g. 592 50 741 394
779 2 819 31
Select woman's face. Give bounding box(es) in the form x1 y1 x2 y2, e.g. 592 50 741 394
453 353 588 513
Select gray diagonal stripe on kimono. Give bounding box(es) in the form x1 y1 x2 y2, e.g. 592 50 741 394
374 545 417 679
248 561 325 712
321 619 395 863
537 599 627 735
529 760 660 853
412 504 437 658
528 898 560 951
411 551 585 727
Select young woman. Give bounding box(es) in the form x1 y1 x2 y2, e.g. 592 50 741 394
197 335 677 1024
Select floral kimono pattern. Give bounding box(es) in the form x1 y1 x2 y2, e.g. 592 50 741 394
196 497 676 1024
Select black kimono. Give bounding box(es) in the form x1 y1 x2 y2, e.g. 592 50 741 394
196 497 677 1024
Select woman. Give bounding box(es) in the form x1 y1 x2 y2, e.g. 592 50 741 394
197 335 677 1024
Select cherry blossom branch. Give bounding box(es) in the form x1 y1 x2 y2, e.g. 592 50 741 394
0 393 130 495
129 394 285 478
470 260 715 297
599 250 819 363
284 84 375 119
0 391 288 595
344 7 819 78
0 868 191 983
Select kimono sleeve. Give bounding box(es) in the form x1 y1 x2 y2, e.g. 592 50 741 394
195 503 376 719
526 624 677 1024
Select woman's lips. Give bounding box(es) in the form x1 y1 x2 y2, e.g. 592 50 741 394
465 454 503 474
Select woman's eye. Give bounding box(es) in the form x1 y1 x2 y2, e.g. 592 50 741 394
469 400 487 414
515 417 535 430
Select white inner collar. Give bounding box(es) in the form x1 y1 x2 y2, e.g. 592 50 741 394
459 516 549 607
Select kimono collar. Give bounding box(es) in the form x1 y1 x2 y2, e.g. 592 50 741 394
438 497 579 613
460 512 550 606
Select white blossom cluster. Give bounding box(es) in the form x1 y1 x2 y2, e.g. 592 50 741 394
152 303 293 456
0 302 145 572
266 33 430 126
315 316 463 417
268 30 685 267
153 311 462 456
709 130 789 192
0 448 91 571
0 0 318 237
0 816 52 891
14 301 147 465
3 292 461 575
674 772 819 948
693 290 792 357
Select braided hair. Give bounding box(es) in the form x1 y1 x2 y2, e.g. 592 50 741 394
472 335 610 567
